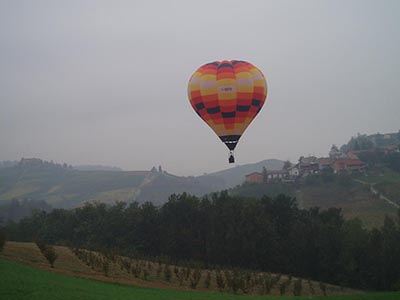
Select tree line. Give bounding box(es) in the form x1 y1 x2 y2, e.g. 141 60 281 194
2 192 400 291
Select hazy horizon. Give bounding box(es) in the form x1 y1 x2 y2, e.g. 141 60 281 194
1 0 399 176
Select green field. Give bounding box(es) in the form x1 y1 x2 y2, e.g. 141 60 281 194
1 259 400 300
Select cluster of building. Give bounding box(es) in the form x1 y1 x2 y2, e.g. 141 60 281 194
245 145 367 184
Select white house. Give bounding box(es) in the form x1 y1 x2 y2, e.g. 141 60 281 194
287 166 300 177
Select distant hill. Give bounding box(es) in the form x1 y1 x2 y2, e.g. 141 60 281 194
0 158 287 209
205 159 284 188
0 158 226 208
136 172 225 205
0 160 18 169
73 165 123 171
0 158 149 208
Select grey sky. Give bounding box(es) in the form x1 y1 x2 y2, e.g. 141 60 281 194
1 0 399 175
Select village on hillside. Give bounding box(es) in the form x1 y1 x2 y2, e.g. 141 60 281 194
245 131 400 184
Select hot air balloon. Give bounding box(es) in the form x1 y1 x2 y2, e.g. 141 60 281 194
188 60 268 163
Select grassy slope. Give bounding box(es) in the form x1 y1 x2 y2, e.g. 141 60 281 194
353 167 400 205
230 182 295 199
232 174 398 228
1 258 400 300
297 179 397 228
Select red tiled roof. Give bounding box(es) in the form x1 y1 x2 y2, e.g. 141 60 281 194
333 159 364 167
317 158 332 165
245 172 262 177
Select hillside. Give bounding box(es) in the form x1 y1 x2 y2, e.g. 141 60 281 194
232 172 399 228
0 159 228 209
352 167 400 206
0 158 286 209
73 165 123 171
297 178 397 228
136 173 225 205
0 241 362 298
205 159 284 188
0 159 149 208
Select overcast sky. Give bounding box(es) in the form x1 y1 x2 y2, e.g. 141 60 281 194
1 0 399 175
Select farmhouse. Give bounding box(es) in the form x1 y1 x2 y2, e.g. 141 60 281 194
345 152 360 160
245 172 264 184
332 159 365 173
287 166 300 177
267 170 288 180
298 158 319 175
317 158 333 170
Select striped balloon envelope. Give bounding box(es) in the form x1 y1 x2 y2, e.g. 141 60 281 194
188 60 267 163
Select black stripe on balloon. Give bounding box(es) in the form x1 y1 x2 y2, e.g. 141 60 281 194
219 135 241 150
207 107 220 114
218 63 233 69
252 99 261 106
206 62 219 66
195 103 205 110
222 111 236 118
232 60 245 65
220 135 241 142
237 105 250 112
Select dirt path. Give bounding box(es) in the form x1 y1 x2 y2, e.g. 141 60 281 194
132 172 157 200
354 179 399 209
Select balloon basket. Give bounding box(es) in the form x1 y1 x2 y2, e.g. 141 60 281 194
228 152 235 164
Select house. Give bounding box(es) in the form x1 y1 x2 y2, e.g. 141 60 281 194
299 156 317 164
332 159 365 173
298 156 319 175
245 169 290 184
288 165 300 177
300 163 319 175
267 170 289 181
317 158 333 170
382 144 400 154
245 172 264 184
345 152 360 160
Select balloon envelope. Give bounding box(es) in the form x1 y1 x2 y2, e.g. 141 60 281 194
188 60 267 152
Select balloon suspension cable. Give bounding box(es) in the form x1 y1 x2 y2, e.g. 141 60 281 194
228 151 235 164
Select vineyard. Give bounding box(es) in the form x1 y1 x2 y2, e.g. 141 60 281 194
0 241 359 297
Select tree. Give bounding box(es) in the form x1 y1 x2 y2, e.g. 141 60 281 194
35 237 47 253
5 192 400 291
262 166 268 183
43 246 58 268
0 230 5 252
